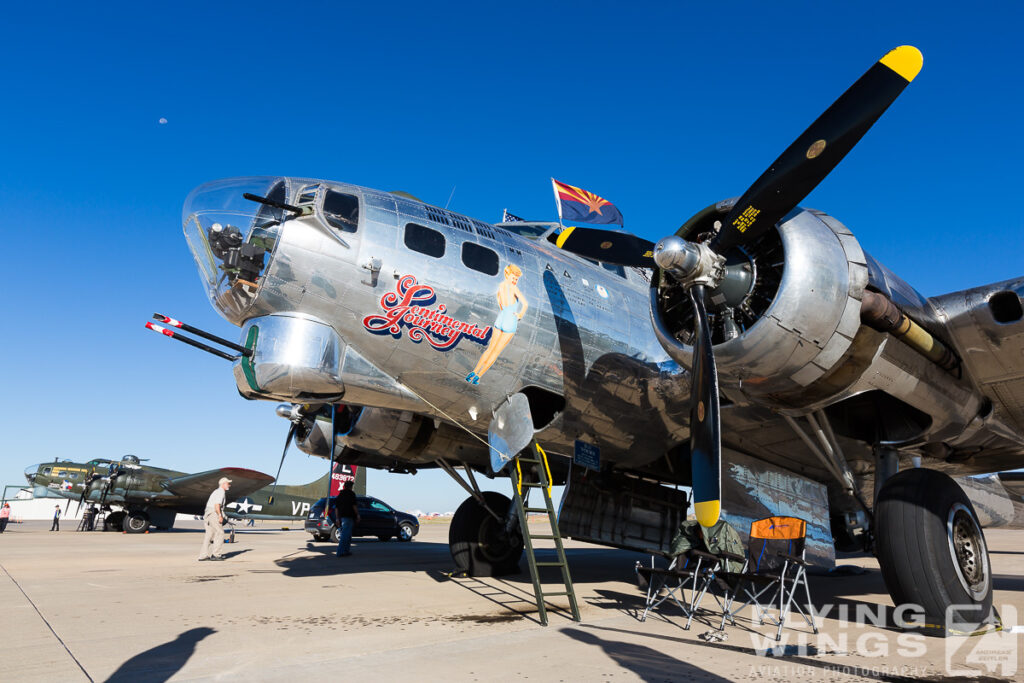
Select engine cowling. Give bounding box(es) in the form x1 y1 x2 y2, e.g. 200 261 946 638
652 208 868 400
295 406 487 465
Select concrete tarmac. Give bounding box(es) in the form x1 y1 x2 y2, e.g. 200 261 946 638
1 519 1022 681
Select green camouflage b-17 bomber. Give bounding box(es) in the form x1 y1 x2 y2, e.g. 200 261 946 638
23 455 364 533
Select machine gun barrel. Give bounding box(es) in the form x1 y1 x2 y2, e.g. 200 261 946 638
152 314 252 357
145 322 239 362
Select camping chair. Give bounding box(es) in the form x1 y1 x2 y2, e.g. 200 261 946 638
717 516 818 641
634 520 726 629
635 552 716 629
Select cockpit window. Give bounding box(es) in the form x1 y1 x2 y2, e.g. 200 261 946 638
322 189 359 233
601 262 626 278
496 222 553 240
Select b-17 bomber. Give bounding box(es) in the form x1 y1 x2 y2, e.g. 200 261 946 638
151 45 1024 633
24 456 364 532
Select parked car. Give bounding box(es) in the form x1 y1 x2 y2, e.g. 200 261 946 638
305 495 419 543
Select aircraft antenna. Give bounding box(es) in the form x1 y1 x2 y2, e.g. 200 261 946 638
444 185 456 210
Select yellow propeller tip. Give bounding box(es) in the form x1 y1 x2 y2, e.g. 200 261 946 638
694 500 721 528
880 45 923 82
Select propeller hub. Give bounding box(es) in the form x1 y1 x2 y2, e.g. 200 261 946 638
653 236 725 288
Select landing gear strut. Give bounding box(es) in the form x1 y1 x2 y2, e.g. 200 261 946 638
875 468 993 632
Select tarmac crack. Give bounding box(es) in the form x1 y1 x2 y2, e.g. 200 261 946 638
0 562 94 682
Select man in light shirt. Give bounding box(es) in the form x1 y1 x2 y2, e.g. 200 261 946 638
198 477 231 561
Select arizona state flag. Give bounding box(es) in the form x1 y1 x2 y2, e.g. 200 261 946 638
551 178 624 226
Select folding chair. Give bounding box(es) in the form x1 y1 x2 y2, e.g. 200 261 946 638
717 516 818 641
635 550 717 629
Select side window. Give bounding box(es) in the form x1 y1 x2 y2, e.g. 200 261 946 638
461 242 499 276
404 223 445 258
371 501 391 512
322 189 359 233
601 262 626 278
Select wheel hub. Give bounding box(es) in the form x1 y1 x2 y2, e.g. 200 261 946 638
947 503 990 600
477 516 516 562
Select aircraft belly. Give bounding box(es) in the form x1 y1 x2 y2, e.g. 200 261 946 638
721 448 835 566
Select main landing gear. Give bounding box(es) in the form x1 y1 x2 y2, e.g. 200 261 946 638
875 468 993 633
449 491 523 576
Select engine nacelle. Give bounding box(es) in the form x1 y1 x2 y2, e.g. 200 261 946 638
652 208 868 399
295 406 487 465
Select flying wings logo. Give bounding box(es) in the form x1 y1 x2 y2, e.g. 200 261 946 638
363 275 492 351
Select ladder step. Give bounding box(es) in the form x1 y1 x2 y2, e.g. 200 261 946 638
529 534 557 539
517 457 541 463
535 561 565 567
524 507 549 513
521 482 544 487
541 591 570 597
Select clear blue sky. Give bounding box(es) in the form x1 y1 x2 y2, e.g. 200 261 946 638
1 2 1021 512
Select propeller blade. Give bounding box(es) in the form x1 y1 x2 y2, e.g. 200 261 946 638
688 284 722 527
267 422 296 505
711 45 922 254
551 227 656 268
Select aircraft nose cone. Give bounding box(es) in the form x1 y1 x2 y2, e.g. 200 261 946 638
24 465 40 484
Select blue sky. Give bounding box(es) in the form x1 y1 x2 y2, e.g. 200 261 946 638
1 2 1021 512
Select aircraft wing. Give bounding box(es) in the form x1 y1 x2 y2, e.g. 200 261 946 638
162 467 274 500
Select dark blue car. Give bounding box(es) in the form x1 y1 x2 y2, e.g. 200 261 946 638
305 495 419 543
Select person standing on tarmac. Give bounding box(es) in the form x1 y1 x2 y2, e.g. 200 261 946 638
50 505 61 531
197 477 231 562
0 503 10 532
331 480 360 557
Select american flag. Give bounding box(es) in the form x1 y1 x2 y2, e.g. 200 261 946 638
501 209 526 222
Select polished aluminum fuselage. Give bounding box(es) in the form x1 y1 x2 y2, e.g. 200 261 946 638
185 177 1024 518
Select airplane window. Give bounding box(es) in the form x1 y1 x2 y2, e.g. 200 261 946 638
43 468 51 475
404 223 445 258
602 262 626 278
297 184 318 205
254 181 287 230
322 190 359 233
461 242 499 276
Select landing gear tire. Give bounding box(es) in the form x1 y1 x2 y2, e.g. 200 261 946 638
449 491 523 577
103 511 125 532
123 511 150 534
398 521 415 542
876 468 993 633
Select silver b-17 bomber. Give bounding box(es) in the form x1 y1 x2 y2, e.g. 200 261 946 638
152 46 1024 631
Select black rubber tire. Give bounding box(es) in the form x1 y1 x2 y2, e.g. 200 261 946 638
449 491 522 576
398 521 415 542
875 468 993 633
311 533 326 542
123 511 150 534
103 511 125 532
329 526 340 544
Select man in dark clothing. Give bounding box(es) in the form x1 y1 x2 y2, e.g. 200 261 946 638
331 481 360 557
50 505 61 531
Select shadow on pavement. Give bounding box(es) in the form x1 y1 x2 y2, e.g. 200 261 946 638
104 627 215 682
561 627 730 682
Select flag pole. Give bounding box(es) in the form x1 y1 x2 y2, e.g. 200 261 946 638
551 178 565 230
